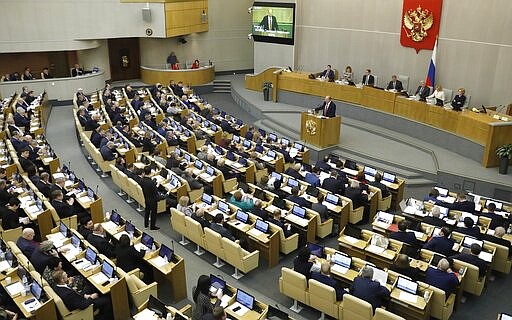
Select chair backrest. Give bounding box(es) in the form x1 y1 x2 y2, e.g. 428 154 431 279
170 208 187 235
342 294 373 320
204 227 225 258
487 241 510 273
184 216 205 244
397 75 409 92
281 267 307 301
44 285 71 316
373 308 405 320
222 237 244 269
308 278 339 318
443 88 453 102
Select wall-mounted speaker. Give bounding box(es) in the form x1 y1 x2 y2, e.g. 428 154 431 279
142 7 151 23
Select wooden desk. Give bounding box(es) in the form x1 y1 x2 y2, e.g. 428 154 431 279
360 87 398 113
300 112 341 148
140 65 215 86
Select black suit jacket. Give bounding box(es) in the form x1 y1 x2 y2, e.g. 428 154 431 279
31 248 59 274
51 199 74 218
71 68 84 77
450 253 488 277
0 207 20 230
350 277 390 311
284 168 302 180
320 69 335 82
369 181 390 198
53 285 92 310
423 216 446 227
445 200 475 213
259 15 278 31
286 195 310 209
115 245 146 273
415 86 430 100
344 187 367 208
314 101 337 118
140 176 158 202
322 177 345 195
451 94 466 111
389 231 417 246
386 80 403 91
362 74 375 86
87 233 116 258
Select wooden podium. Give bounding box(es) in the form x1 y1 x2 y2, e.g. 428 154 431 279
300 112 341 148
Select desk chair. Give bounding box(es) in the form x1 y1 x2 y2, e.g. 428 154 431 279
313 211 333 239
308 278 343 320
204 227 226 268
377 193 392 212
397 75 409 92
109 164 126 196
341 294 373 320
271 223 298 255
45 284 95 320
373 308 405 320
487 241 511 274
221 236 259 279
124 269 158 310
454 259 486 296
0 226 23 243
184 216 206 255
170 208 189 246
254 167 268 183
347 199 364 224
279 267 309 313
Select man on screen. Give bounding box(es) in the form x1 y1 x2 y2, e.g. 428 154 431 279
260 9 279 31
314 96 337 118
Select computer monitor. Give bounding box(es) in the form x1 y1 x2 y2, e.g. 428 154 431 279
267 150 276 159
184 153 191 162
125 221 135 234
210 274 226 292
396 276 418 295
239 157 248 166
292 205 306 218
71 234 81 248
258 128 266 137
462 236 483 249
434 186 449 197
306 185 319 197
485 199 503 211
236 210 249 224
287 178 299 188
269 133 277 142
85 247 97 265
235 289 255 310
87 187 94 199
364 166 377 176
59 222 68 237
431 253 444 267
255 144 264 153
307 242 324 257
344 225 362 239
169 175 179 189
68 172 76 182
243 139 251 148
206 166 215 176
110 210 121 225
175 148 182 156
267 305 289 320
281 137 289 146
271 172 282 181
211 124 218 131
344 159 357 170
233 135 240 143
184 130 191 137
31 279 43 301
147 295 168 319
293 142 304 151
217 201 229 213
226 151 235 161
499 314 512 320
325 193 339 205
77 179 86 191
101 260 115 279
255 219 269 233
141 232 154 249
332 252 351 268
201 193 213 205
159 244 173 261
194 159 203 170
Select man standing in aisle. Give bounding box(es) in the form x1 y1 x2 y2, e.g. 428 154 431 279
140 166 160 230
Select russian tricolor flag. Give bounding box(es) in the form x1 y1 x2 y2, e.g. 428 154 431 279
426 38 438 87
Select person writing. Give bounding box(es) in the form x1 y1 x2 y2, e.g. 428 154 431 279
386 75 403 91
259 9 278 31
427 85 445 106
314 96 337 118
451 88 466 111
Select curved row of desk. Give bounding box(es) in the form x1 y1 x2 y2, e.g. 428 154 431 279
140 64 215 87
245 69 512 168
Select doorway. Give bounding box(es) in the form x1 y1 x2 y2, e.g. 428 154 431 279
108 38 141 81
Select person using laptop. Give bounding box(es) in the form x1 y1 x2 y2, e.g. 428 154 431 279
268 209 292 237
115 234 152 283
425 258 460 297
286 187 310 209
350 266 390 311
209 214 236 241
87 224 116 259
368 173 390 198
311 193 329 222
344 180 368 210
53 270 113 320
293 247 316 279
304 166 321 187
284 163 303 180
450 243 488 277
454 217 481 239
229 190 254 212
321 170 345 195
311 262 346 301
192 275 223 320
423 227 455 256
192 208 211 228
390 254 419 281
423 207 446 227
480 203 505 230
482 227 511 257
442 192 476 213
202 306 227 320
250 200 268 220
389 220 417 246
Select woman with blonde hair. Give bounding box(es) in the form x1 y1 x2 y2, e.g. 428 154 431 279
427 84 445 106
177 195 194 216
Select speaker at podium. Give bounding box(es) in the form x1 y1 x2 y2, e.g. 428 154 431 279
300 111 341 148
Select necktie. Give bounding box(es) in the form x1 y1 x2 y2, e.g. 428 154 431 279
393 82 396 89
269 16 272 30
324 102 329 116
365 76 368 85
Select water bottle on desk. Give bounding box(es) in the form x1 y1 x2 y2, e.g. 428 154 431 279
0 249 5 261
507 224 512 235
22 275 29 296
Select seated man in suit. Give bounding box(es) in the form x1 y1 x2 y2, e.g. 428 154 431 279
318 65 335 82
368 173 390 198
362 69 375 86
480 203 505 230
455 217 481 239
267 209 292 237
304 166 321 187
293 247 315 279
284 163 303 180
386 75 403 91
450 243 488 277
314 96 337 118
311 262 346 301
423 206 447 227
425 258 460 297
71 64 84 77
100 141 117 161
315 155 332 171
389 220 417 246
87 223 116 258
250 199 268 220
210 213 236 241
286 186 310 208
322 170 345 195
311 193 329 222
344 180 368 209
350 266 390 311
78 216 94 239
0 197 29 230
30 240 60 274
16 227 39 258
52 270 112 319
414 80 430 101
14 107 31 131
50 190 74 219
482 226 512 257
442 192 475 213
423 227 455 256
390 254 420 281
451 88 467 111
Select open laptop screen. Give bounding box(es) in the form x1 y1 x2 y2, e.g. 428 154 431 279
364 166 377 176
292 205 306 218
383 172 396 182
236 210 249 223
332 252 351 268
325 193 339 205
236 289 254 310
210 274 226 290
307 242 324 257
85 247 97 264
396 276 418 295
159 244 173 261
148 295 168 318
101 260 115 278
201 193 213 205
255 219 269 233
31 279 43 300
141 232 154 248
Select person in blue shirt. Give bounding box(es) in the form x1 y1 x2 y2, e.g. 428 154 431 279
311 262 346 301
304 167 321 187
425 258 460 297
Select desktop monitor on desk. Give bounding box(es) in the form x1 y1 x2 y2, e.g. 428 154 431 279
235 210 249 224
31 279 44 301
291 205 306 219
307 242 324 257
85 247 97 265
255 219 269 233
267 305 289 320
141 232 154 249
159 244 173 261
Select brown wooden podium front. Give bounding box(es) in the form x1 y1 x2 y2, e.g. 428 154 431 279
300 112 341 148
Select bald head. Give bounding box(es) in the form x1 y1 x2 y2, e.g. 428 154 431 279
320 262 331 275
438 258 450 271
22 228 35 239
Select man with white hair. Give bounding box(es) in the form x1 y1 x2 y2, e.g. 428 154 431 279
100 141 117 161
415 80 430 101
350 265 390 311
425 258 460 296
17 227 39 257
424 206 447 227
14 107 30 131
344 180 368 209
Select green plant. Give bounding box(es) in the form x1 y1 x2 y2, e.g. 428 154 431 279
496 144 512 159
262 82 273 90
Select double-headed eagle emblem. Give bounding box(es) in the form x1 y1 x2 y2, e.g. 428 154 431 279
305 120 317 136
403 6 434 42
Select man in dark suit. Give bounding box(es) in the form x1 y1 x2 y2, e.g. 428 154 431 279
19 148 36 173
259 9 279 31
322 170 345 196
479 203 505 230
85 114 101 131
423 207 446 227
362 69 375 86
30 240 59 274
451 88 466 111
425 258 460 297
0 197 25 230
350 266 390 311
369 173 390 198
442 193 475 213
78 216 94 239
250 200 268 220
389 220 417 246
450 243 488 277
191 208 210 228
210 213 236 241
50 190 74 219
87 223 116 258
315 155 332 171
481 227 511 256
284 163 303 180
53 270 112 320
344 180 368 209
140 166 160 230
415 80 430 101
423 227 455 256
386 75 403 91
319 65 335 82
314 96 337 118
311 262 346 301
14 107 31 131
304 166 321 187
286 187 310 208
455 217 481 239
71 64 84 77
100 141 117 161
267 209 292 237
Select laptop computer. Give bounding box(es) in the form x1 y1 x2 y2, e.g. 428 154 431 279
307 242 324 257
235 210 249 224
233 289 254 312
306 185 319 197
344 225 361 239
147 295 168 319
344 159 357 170
141 232 154 249
291 205 306 218
331 252 352 274
430 253 445 267
253 188 266 201
396 276 418 295
210 274 226 291
267 305 290 320
201 193 213 206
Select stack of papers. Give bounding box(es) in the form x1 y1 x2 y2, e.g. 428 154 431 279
5 281 24 297
150 256 169 268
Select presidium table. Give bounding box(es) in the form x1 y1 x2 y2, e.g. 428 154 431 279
245 68 512 168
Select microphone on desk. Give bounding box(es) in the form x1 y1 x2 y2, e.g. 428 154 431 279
95 185 99 196
68 161 71 171
171 240 175 254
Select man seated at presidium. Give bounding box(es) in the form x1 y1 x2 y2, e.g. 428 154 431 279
362 69 375 86
386 75 403 91
451 88 466 111
314 96 336 118
259 9 279 31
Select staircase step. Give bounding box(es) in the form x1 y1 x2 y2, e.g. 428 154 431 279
213 89 232 93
